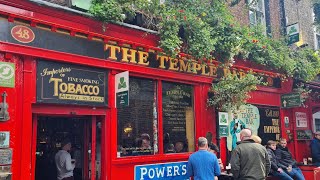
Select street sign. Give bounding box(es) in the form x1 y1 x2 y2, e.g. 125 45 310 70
0 62 15 88
287 23 299 45
115 71 129 107
281 93 301 108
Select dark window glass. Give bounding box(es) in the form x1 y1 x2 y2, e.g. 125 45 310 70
162 82 195 153
117 77 158 157
315 118 320 132
317 34 320 50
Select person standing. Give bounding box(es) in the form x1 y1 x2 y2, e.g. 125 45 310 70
275 138 305 180
187 137 221 180
310 131 320 166
230 129 270 180
230 115 246 150
55 139 75 180
266 140 293 180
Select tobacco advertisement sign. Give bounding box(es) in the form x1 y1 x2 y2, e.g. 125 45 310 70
37 60 107 106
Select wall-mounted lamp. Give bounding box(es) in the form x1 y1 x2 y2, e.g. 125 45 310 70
123 123 133 137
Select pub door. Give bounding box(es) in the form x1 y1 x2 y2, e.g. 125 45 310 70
33 115 102 180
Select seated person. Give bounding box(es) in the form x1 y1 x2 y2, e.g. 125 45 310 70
208 143 224 171
275 138 305 180
266 140 292 180
132 133 152 155
140 133 151 150
208 143 219 155
175 141 185 153
311 131 320 166
165 143 176 153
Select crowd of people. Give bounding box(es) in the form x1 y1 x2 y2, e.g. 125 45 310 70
187 129 320 180
51 130 320 180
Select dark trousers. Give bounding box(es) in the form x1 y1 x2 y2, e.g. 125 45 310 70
62 176 74 180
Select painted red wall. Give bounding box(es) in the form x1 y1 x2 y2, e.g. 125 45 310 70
0 53 23 180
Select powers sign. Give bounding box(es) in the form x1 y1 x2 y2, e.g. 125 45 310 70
36 60 107 106
134 161 188 180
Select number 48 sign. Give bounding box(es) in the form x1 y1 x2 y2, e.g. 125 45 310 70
11 25 35 44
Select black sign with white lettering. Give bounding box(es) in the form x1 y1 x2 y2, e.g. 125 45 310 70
258 107 281 145
36 60 107 106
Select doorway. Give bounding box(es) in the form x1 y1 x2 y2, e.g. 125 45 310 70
34 116 102 180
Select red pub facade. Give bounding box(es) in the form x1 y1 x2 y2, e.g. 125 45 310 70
0 1 319 180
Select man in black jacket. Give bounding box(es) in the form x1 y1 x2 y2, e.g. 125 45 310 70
275 138 305 180
266 140 292 180
310 131 320 166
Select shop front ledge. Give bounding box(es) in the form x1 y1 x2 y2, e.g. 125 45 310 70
111 153 192 165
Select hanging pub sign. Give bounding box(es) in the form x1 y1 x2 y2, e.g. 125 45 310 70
36 60 107 106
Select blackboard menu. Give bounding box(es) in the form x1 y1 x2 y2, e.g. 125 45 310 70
162 82 193 143
258 107 281 145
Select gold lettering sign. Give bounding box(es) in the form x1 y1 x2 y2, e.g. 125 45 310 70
37 61 107 105
105 44 250 78
104 44 281 88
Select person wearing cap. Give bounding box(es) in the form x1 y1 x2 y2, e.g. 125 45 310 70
55 139 75 180
311 131 320 166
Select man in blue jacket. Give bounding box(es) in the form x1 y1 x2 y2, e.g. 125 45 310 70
311 131 320 166
187 137 221 180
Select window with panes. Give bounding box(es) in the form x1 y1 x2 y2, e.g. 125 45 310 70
117 77 195 157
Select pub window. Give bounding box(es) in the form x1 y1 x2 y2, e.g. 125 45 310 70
248 0 266 28
162 82 195 154
313 111 320 132
117 77 158 157
316 34 320 50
